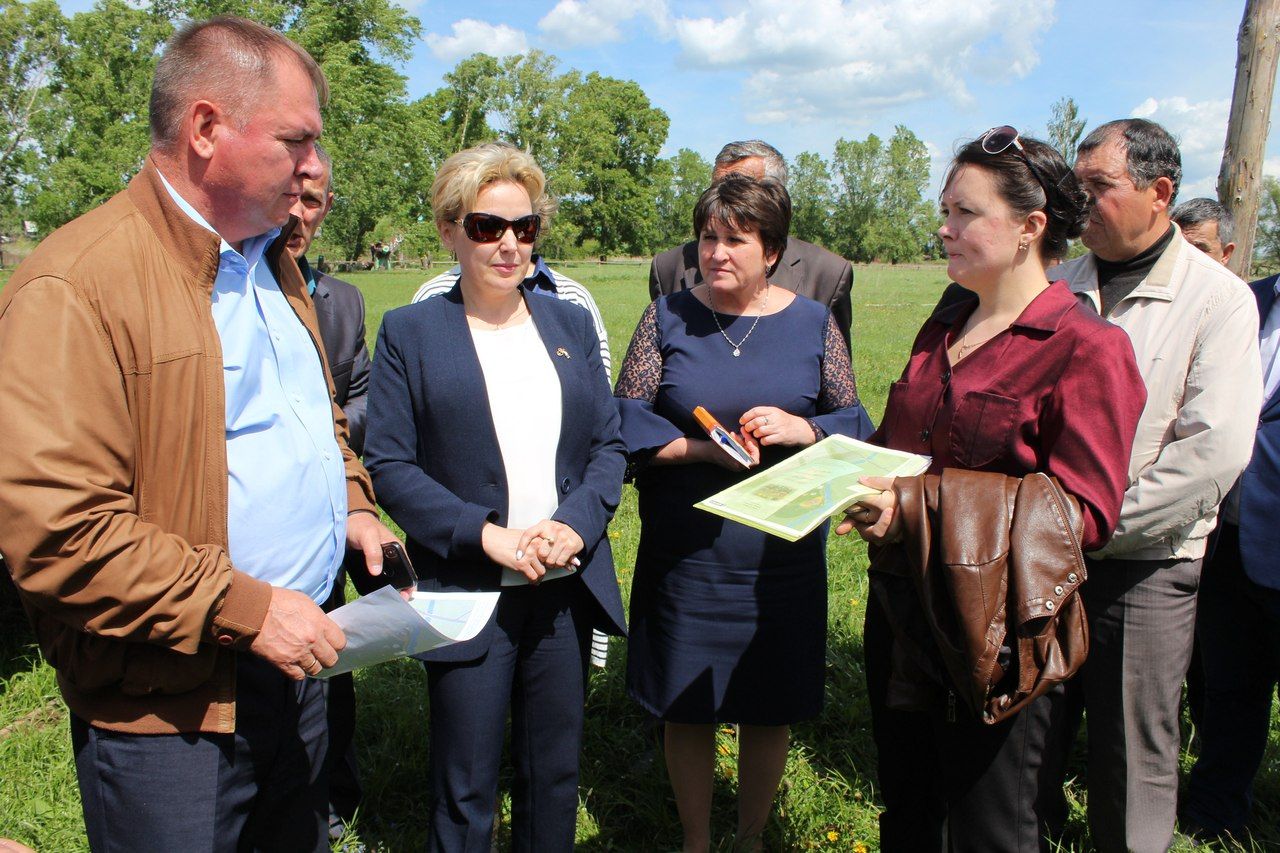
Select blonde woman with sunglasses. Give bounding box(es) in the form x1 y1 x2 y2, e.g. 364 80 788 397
363 142 627 852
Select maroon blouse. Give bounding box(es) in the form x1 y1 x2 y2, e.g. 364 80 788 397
874 280 1146 551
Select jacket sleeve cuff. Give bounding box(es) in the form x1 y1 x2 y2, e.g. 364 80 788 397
451 501 499 561
346 478 377 516
208 569 272 650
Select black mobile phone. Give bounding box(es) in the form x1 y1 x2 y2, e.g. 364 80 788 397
348 540 417 596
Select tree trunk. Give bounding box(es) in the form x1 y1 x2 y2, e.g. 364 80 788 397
1219 0 1280 280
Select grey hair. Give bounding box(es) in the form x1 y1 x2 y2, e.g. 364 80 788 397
1171 197 1234 246
1078 118 1182 204
714 140 789 184
150 16 328 150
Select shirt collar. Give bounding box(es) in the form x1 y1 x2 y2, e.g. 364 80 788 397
523 255 557 292
930 279 1080 333
297 255 317 295
154 168 281 269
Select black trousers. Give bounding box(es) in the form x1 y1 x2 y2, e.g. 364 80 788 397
72 654 329 853
424 579 593 853
322 571 361 824
864 594 1069 853
1184 524 1280 836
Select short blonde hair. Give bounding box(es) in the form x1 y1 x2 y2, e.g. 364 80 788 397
431 142 557 233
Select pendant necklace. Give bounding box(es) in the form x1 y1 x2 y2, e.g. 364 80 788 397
708 284 769 357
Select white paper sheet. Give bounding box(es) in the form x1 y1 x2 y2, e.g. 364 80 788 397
316 586 500 678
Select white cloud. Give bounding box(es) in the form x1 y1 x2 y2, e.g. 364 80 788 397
537 0 672 48
424 19 529 63
668 0 1056 124
1129 96 1229 200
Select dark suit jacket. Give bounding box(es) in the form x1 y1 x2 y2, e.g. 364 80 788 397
1234 274 1280 591
308 262 371 456
364 286 628 662
648 237 854 347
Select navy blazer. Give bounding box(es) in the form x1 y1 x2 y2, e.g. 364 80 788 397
1236 274 1280 591
307 262 371 455
364 285 628 661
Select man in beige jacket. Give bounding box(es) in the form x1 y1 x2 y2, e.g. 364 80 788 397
0 17 394 852
1053 118 1261 852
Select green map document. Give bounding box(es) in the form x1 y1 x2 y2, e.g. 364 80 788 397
694 435 931 541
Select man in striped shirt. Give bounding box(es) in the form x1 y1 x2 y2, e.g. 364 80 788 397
412 255 613 667
413 255 610 375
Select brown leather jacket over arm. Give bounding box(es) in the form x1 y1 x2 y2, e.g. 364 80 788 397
869 469 1088 724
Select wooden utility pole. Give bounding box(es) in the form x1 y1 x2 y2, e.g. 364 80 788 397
1219 0 1280 280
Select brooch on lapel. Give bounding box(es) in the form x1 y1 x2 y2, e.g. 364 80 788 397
555 347 571 359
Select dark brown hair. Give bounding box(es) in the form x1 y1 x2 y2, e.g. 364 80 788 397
945 133 1089 262
693 174 791 262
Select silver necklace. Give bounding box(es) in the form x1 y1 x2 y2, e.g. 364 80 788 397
708 285 769 357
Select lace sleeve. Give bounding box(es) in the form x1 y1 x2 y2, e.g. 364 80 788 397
807 313 861 440
614 300 661 402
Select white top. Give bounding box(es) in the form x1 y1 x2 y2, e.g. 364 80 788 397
413 263 611 378
470 317 565 584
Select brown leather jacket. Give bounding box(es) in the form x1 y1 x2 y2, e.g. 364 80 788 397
869 469 1088 724
0 158 377 734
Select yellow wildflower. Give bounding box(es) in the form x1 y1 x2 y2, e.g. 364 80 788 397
826 830 840 842
854 842 869 853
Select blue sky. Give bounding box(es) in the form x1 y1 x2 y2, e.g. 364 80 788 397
57 0 1277 199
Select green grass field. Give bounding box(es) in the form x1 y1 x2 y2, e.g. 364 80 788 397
0 263 1277 851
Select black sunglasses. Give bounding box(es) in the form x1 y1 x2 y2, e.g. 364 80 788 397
455 212 541 244
979 125 1057 199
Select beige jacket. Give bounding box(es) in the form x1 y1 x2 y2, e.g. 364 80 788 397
1054 225 1261 561
0 159 377 734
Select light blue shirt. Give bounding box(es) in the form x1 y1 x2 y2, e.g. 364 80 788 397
158 173 347 603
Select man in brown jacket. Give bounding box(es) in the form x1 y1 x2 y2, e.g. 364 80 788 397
0 17 394 852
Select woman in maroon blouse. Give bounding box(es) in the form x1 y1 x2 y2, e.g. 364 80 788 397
839 128 1147 851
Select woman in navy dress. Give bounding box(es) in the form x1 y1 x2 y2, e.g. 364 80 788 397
614 174 872 852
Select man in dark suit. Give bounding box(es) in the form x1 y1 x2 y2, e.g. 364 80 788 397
284 142 370 836
1182 272 1280 842
648 139 854 347
287 144 370 456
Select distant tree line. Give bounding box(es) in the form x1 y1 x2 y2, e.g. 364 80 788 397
1 0 940 264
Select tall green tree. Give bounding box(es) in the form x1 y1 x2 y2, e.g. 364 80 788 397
287 0 426 261
0 0 64 227
492 50 575 165
867 125 934 263
830 134 884 262
653 147 710 248
557 71 668 255
1048 96 1087 165
788 151 834 248
829 127 934 263
1253 175 1280 275
29 0 170 232
418 52 501 165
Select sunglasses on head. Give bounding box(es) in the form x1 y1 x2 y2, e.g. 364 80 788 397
456 212 541 244
979 125 1056 199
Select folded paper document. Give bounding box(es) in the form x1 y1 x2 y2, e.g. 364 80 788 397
316 585 499 677
694 434 930 541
